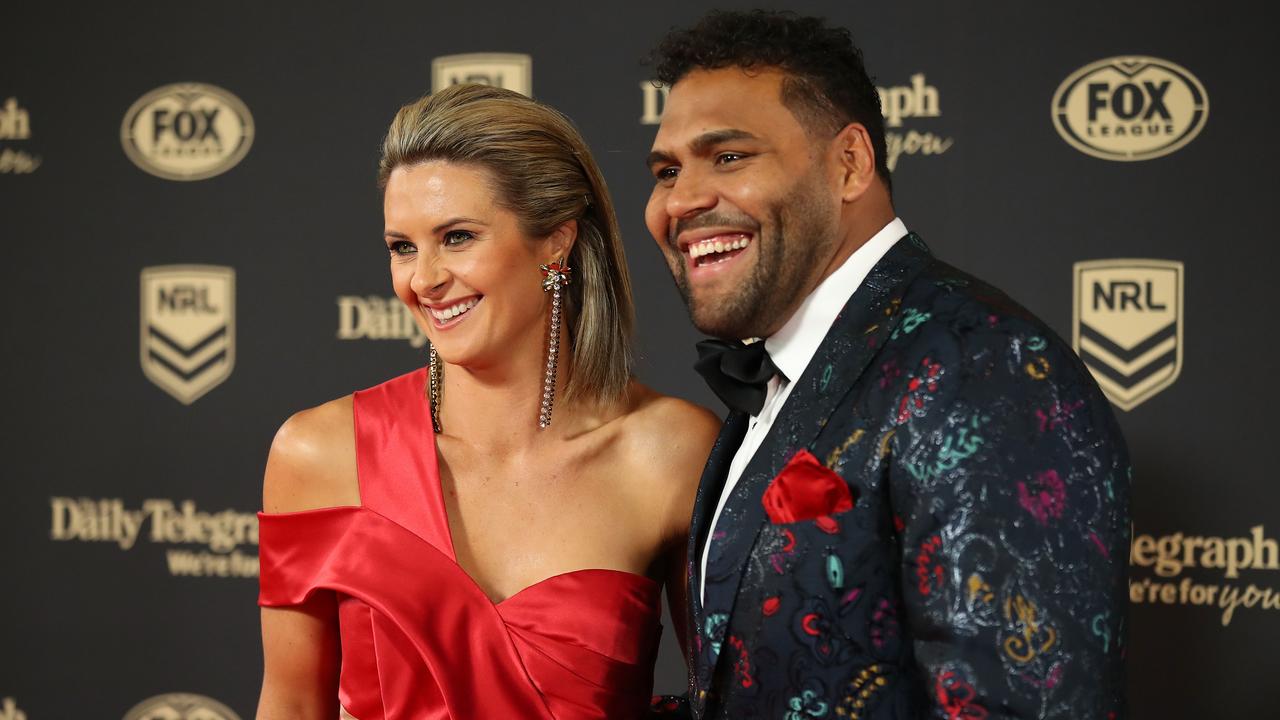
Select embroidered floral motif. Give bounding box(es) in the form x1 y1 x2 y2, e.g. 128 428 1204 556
784 689 830 719
1017 470 1067 525
935 671 989 719
1036 399 1085 433
896 357 942 424
915 534 945 596
704 613 729 659
1002 595 1058 664
727 634 755 688
836 664 890 718
869 597 899 651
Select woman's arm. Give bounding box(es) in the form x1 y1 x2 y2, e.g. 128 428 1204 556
647 397 722 662
258 600 341 719
256 399 358 719
663 536 693 659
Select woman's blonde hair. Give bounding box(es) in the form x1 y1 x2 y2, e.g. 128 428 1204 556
378 83 634 405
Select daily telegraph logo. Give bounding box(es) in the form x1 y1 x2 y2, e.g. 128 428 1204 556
337 295 428 347
123 693 242 720
432 53 532 96
50 497 259 578
1131 525 1280 626
876 74 953 171
1052 56 1208 161
640 73 952 171
1073 259 1183 411
141 265 235 404
121 83 254 181
0 97 41 174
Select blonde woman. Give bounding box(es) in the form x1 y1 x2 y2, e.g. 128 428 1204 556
255 84 717 719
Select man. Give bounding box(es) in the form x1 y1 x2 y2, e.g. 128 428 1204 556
644 10 1130 719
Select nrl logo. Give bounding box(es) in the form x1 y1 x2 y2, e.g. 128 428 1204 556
1073 259 1183 411
431 52 532 96
140 265 235 405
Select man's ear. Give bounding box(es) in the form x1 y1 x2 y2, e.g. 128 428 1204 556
545 219 578 263
832 122 878 203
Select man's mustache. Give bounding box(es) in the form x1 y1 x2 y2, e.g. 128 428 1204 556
669 212 761 247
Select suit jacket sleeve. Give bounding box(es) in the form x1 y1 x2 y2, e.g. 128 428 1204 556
888 312 1131 719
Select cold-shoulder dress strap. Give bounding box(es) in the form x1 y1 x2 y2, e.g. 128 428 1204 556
351 367 455 557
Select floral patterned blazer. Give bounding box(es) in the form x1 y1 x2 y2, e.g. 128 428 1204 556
682 234 1130 720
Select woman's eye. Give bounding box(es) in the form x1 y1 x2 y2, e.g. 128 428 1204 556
443 230 474 247
388 240 416 255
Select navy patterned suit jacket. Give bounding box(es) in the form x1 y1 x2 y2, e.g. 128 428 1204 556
683 234 1130 719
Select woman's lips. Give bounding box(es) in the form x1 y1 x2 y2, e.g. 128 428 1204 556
424 296 482 328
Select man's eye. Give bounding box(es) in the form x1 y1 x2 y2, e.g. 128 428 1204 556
655 166 679 182
443 230 475 247
388 240 416 255
715 152 745 165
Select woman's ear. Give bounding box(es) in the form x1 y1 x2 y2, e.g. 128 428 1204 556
546 219 578 262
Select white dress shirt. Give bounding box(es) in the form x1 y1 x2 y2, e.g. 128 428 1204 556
700 217 908 602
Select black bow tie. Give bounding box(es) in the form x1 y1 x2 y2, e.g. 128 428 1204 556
694 339 783 416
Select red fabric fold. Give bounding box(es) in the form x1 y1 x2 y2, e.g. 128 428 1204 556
257 369 663 719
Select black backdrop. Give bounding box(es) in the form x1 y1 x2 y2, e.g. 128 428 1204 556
3 1 1276 718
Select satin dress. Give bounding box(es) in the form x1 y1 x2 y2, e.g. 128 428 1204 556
258 369 664 719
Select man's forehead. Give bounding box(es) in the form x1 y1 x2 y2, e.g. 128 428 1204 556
655 67 791 146
668 67 786 114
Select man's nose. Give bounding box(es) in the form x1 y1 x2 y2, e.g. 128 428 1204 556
665 170 717 221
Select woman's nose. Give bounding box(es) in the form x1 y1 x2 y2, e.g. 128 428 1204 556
409 253 448 298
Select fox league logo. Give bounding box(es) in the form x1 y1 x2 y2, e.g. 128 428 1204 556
1073 260 1183 411
140 265 235 404
431 53 532 96
123 693 241 720
121 83 254 181
1052 56 1208 161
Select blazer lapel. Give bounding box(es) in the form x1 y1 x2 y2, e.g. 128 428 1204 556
686 412 747 693
689 413 749 589
699 234 933 688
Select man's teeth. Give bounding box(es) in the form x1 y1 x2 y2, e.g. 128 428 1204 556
689 237 750 259
429 298 479 321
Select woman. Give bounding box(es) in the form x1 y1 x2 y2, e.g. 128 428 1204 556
255 83 719 719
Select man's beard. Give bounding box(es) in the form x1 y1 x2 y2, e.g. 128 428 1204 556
668 172 834 340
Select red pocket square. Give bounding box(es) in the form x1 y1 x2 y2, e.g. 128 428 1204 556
761 449 856 524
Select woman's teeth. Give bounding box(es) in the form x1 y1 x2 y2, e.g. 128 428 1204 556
689 236 751 261
430 298 479 322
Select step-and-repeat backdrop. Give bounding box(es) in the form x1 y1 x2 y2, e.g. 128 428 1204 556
3 2 1273 718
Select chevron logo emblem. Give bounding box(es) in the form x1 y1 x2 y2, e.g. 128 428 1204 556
1073 259 1183 411
140 265 235 404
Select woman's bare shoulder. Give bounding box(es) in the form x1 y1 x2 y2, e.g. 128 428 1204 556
619 383 721 483
615 383 721 537
263 395 360 514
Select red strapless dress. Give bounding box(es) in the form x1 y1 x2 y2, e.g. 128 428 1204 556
258 369 663 719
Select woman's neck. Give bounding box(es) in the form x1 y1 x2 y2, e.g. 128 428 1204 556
435 340 574 452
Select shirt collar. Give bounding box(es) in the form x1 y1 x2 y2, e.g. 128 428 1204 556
764 217 908 384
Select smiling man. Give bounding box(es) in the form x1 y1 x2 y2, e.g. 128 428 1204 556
645 11 1131 719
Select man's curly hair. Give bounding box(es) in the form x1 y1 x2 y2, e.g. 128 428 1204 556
650 10 891 193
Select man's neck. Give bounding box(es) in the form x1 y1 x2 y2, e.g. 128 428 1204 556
759 202 896 339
